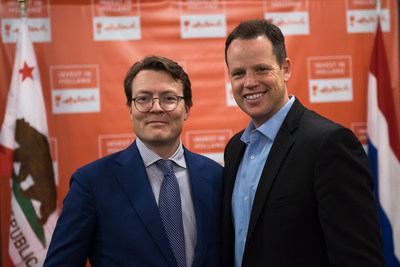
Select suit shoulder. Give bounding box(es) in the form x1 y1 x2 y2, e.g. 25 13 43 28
290 99 345 134
80 150 121 169
186 149 222 170
73 148 127 180
297 108 360 147
301 109 346 132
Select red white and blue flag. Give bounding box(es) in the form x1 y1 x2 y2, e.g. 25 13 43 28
0 18 58 266
367 20 400 266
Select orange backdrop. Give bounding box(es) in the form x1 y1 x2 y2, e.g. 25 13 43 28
1 0 399 266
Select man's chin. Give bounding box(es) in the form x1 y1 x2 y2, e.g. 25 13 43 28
143 135 176 146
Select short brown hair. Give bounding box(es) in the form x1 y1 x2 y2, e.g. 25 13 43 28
124 55 193 108
225 19 287 67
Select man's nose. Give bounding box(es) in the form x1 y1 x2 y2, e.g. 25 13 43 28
244 72 258 88
150 98 163 112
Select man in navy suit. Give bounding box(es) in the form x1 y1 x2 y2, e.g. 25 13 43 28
221 19 385 266
44 56 223 266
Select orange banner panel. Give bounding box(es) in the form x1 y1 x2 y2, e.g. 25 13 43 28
347 0 386 10
1 0 49 18
0 0 399 266
50 66 99 90
309 57 352 79
264 0 308 12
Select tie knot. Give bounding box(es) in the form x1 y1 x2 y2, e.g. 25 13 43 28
156 159 174 175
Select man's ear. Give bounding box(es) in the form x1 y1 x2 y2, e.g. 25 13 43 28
184 105 190 120
129 106 133 121
283 57 291 82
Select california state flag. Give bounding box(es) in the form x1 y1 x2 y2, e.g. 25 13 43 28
0 18 58 266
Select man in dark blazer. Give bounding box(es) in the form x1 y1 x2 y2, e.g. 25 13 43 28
221 19 385 267
44 56 222 266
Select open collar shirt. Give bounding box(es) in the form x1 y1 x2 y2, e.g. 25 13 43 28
232 95 295 267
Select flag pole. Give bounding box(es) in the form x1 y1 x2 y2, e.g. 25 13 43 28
376 0 381 19
18 0 27 18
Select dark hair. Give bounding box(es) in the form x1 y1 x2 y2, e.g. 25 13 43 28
124 55 192 108
225 19 287 67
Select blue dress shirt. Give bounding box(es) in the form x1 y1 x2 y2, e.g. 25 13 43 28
232 96 295 267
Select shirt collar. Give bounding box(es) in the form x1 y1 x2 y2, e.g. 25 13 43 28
136 138 186 168
241 95 295 144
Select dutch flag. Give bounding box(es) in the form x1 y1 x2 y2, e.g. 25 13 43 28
367 20 400 266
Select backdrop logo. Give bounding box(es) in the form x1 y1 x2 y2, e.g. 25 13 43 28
264 0 310 35
180 0 226 38
181 14 226 38
307 56 353 103
93 16 140 41
1 0 51 43
185 129 232 165
98 134 135 157
50 65 101 114
91 0 141 41
346 0 390 33
224 64 236 107
350 122 367 147
225 82 237 107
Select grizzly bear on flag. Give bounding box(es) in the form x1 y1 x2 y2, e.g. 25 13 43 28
12 118 57 225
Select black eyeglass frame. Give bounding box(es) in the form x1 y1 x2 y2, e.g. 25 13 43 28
131 95 186 113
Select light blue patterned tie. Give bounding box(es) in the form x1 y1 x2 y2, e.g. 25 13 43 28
157 159 187 267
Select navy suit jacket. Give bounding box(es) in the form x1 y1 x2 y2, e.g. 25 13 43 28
221 99 385 267
44 141 223 267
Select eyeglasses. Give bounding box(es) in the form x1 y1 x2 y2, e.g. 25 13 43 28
131 94 185 113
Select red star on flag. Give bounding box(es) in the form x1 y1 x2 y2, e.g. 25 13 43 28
19 61 35 81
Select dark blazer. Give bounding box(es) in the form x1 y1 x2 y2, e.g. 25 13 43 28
44 141 223 267
221 99 385 267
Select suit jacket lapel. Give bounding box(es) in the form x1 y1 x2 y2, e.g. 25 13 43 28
113 141 177 267
246 99 305 244
225 132 247 202
221 132 247 266
184 148 213 266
